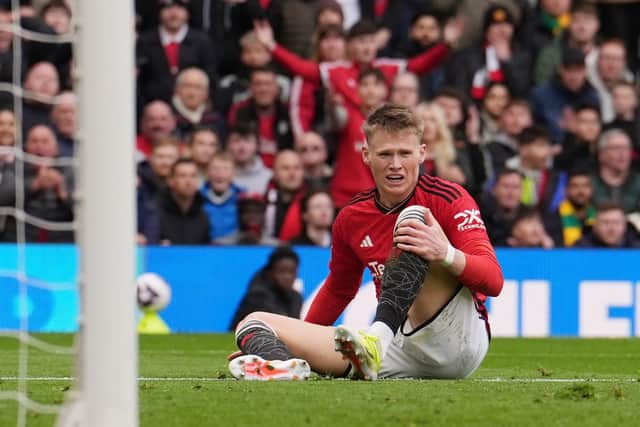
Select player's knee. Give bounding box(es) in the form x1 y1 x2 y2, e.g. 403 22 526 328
235 311 277 334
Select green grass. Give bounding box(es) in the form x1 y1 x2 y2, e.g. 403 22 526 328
1 335 639 426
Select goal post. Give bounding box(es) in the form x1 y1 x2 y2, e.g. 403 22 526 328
58 0 138 426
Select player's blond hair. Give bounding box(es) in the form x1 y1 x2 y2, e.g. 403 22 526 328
362 104 424 144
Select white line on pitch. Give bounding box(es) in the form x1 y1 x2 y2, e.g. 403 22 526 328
0 377 638 383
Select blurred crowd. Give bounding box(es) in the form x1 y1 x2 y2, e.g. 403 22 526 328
0 0 639 249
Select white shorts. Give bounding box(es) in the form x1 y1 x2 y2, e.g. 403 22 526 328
379 287 489 379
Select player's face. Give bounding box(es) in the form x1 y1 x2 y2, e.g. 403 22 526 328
363 129 426 207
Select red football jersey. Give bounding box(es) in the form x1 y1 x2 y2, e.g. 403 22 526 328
305 174 503 327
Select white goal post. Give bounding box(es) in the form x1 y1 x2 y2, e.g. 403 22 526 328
56 0 138 426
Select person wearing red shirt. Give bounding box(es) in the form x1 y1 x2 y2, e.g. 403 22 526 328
228 105 503 381
253 16 463 112
331 68 387 208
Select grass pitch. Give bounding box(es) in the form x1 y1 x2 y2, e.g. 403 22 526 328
0 334 638 426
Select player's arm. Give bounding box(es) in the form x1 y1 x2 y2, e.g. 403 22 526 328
394 194 503 297
304 211 364 325
254 19 321 84
437 196 503 297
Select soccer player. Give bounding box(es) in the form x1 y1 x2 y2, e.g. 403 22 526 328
228 105 503 381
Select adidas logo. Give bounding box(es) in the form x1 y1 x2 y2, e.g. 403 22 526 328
359 235 374 248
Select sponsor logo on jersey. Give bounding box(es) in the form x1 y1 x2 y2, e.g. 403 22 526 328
454 209 485 231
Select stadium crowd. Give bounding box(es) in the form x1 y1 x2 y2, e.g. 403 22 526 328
0 0 639 248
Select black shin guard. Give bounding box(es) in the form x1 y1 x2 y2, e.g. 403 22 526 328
235 319 292 361
374 248 429 333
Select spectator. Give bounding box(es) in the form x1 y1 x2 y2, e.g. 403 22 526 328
480 168 526 246
229 246 302 330
201 151 244 243
530 47 599 144
358 0 411 57
22 61 60 134
0 109 15 147
228 66 294 169
50 91 75 158
603 81 640 155
555 103 601 171
574 202 639 248
158 158 210 245
484 99 533 175
137 137 180 205
415 102 465 185
227 123 272 195
171 67 225 141
265 150 306 241
136 0 217 105
3 125 73 242
216 30 291 116
185 127 219 186
505 126 566 212
506 207 555 249
591 129 640 214
295 131 332 190
41 0 72 35
551 169 597 247
289 24 346 137
432 87 487 197
253 16 462 112
136 100 177 161
534 2 600 85
216 192 280 246
479 82 511 144
396 9 445 101
316 0 344 28
592 0 640 70
331 68 386 208
137 182 161 245
445 5 532 101
0 109 15 239
289 189 334 247
587 39 634 123
389 72 420 110
527 0 572 58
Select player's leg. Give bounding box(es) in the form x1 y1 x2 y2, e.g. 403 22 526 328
379 287 489 379
335 205 430 380
230 311 349 380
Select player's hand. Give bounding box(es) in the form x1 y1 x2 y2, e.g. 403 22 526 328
253 19 276 51
394 208 450 263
